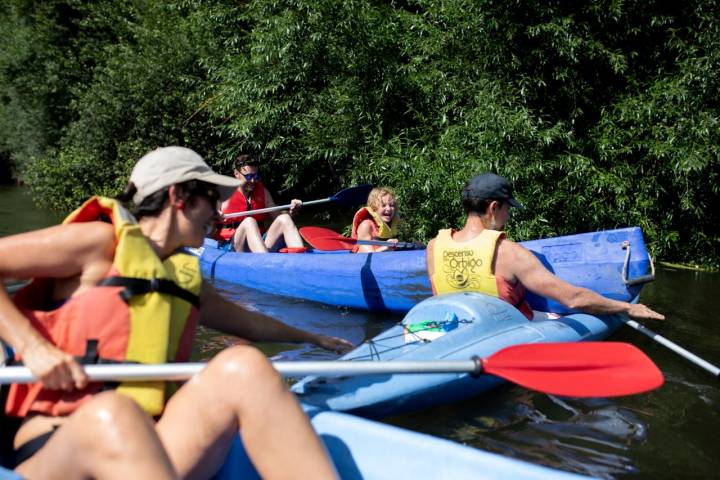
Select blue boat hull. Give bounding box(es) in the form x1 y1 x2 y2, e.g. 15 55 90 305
200 227 652 313
212 410 592 480
0 410 591 480
293 292 626 418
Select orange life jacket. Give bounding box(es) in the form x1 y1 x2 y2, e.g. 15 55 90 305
218 183 268 240
5 197 202 417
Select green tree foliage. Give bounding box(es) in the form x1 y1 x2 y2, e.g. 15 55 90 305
0 1 84 168
21 1 232 209
0 0 717 267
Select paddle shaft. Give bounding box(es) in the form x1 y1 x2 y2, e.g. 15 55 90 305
623 318 720 378
0 360 484 383
0 342 664 397
354 239 417 249
222 198 329 220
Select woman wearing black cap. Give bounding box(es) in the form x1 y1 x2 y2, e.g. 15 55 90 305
0 147 344 478
426 172 664 322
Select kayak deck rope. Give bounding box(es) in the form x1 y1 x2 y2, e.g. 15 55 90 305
353 318 473 361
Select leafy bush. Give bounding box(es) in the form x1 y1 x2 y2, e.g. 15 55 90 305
1 0 717 267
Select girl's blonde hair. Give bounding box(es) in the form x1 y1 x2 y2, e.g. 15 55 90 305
367 187 398 216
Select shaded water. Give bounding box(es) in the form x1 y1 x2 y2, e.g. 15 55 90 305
2 186 718 479
207 269 720 480
0 186 63 237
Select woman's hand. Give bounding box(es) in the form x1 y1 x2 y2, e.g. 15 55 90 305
313 335 354 354
21 337 88 391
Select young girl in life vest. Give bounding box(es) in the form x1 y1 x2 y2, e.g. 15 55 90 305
351 187 400 253
0 146 348 479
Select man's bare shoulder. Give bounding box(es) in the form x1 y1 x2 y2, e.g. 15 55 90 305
496 236 537 268
496 235 520 255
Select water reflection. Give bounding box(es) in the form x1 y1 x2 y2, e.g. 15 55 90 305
387 388 652 479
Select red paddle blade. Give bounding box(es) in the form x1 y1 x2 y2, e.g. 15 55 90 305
300 227 355 250
482 342 664 397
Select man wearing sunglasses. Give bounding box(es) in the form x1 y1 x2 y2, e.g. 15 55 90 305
218 153 305 253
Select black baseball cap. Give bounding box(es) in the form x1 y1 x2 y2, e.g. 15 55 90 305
463 173 524 209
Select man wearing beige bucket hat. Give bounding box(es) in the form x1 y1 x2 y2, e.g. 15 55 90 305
0 146 346 479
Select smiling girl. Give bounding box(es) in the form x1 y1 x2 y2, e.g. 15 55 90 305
351 187 400 253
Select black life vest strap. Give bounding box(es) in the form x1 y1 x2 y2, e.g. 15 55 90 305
98 276 200 308
76 339 125 366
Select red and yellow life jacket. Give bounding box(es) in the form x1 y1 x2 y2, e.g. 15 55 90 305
350 207 399 253
430 228 533 320
218 183 268 240
5 197 202 417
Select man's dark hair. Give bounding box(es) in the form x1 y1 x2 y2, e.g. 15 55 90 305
116 180 211 219
234 153 259 170
463 195 505 215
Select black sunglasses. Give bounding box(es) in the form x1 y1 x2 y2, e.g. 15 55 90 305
241 172 261 182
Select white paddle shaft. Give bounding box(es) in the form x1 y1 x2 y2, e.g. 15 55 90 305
623 319 720 377
0 360 484 383
222 198 330 220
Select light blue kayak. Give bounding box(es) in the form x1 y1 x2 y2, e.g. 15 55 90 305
0 468 19 480
0 409 593 479
293 292 628 418
212 410 593 480
200 227 653 313
0 410 593 480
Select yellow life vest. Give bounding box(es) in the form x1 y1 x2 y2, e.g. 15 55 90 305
430 228 503 295
7 197 202 416
351 207 398 240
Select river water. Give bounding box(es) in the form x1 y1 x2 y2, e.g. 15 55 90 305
1 186 718 479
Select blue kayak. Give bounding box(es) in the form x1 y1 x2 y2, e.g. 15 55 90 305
292 292 628 418
200 227 654 313
0 410 592 479
212 410 593 480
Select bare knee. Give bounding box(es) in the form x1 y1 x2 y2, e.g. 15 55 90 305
238 217 260 230
78 391 145 423
18 392 175 479
272 213 295 229
210 346 277 378
234 218 266 252
202 346 282 390
75 391 154 453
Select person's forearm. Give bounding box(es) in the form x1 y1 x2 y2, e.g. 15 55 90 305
564 287 630 315
0 286 46 355
199 287 318 344
230 309 317 344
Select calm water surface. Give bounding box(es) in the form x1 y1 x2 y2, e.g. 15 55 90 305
2 186 718 479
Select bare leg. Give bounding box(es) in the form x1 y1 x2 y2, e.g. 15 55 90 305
16 391 177 480
263 213 304 250
232 218 268 253
156 346 336 480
